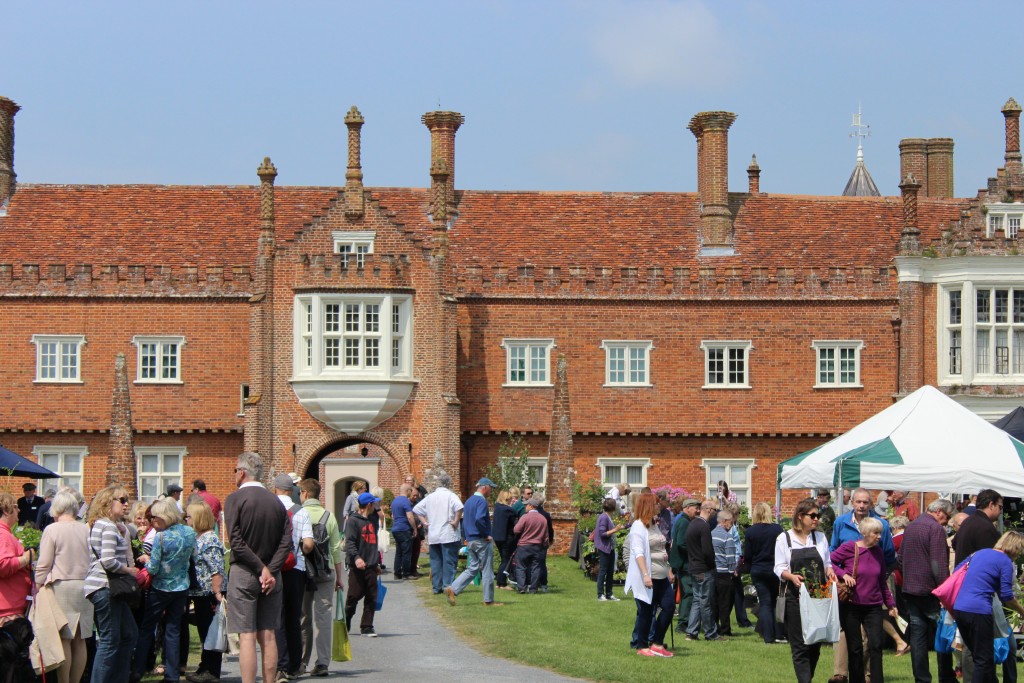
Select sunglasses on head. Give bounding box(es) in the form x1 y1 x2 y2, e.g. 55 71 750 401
806 513 820 520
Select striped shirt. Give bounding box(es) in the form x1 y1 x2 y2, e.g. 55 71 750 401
712 524 738 574
84 518 133 596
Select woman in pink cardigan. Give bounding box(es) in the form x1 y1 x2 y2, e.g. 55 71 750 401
0 491 34 624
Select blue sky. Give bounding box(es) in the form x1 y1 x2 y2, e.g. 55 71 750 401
7 1 1021 197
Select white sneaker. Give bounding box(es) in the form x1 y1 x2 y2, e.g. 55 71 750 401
606 595 621 601
598 595 608 601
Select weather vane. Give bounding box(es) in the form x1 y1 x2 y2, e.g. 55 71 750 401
850 104 870 161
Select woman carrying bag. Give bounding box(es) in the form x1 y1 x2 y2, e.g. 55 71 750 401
832 516 898 683
774 497 838 683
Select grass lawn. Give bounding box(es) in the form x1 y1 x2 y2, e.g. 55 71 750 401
423 556 933 682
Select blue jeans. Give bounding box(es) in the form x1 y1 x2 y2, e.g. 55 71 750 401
596 550 615 598
632 597 655 649
686 571 719 639
904 593 955 683
132 588 188 681
451 539 495 604
89 587 139 683
429 541 460 592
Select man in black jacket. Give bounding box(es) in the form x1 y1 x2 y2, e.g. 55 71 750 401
953 488 1002 565
670 498 699 632
345 492 382 637
685 500 725 641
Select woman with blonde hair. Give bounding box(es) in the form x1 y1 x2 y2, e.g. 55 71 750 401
744 501 785 645
130 498 196 683
184 502 225 683
493 490 517 591
0 491 33 624
35 489 93 683
342 481 367 524
84 484 138 683
625 492 674 657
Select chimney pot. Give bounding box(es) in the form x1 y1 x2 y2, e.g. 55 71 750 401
747 154 761 194
1002 97 1022 177
422 111 464 209
0 96 20 207
688 111 737 252
344 106 365 218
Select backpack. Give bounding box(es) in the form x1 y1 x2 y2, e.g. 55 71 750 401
283 503 301 572
305 510 333 581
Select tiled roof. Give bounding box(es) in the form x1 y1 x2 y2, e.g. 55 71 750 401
0 184 968 273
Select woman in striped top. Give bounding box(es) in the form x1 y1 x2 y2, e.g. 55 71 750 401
85 485 139 683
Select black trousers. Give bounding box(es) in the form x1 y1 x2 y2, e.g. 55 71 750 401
274 569 306 675
955 609 997 683
715 572 735 635
185 594 223 678
392 530 415 578
515 544 544 592
840 602 884 683
496 540 516 587
785 587 822 683
346 566 379 631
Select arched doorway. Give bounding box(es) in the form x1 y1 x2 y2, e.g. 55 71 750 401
301 439 396 519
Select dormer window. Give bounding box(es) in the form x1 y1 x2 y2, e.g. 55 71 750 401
333 230 375 268
986 204 1023 239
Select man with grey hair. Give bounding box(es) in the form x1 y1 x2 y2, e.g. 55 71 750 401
35 487 58 530
413 471 463 594
711 510 737 636
224 452 293 683
901 497 955 683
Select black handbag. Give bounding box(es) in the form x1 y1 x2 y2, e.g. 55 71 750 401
107 571 141 607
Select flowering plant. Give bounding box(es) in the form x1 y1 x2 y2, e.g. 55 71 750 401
794 563 834 599
652 485 697 505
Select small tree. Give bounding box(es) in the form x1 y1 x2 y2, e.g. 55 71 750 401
481 431 537 499
571 478 606 517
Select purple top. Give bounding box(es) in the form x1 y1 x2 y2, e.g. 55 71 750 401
832 540 895 608
594 512 615 554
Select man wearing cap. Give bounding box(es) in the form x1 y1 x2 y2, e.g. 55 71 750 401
816 489 836 539
670 498 700 632
345 490 382 637
512 497 549 593
167 482 184 513
413 472 464 594
445 478 503 607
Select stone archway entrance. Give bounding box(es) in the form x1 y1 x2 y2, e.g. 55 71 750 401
302 439 397 518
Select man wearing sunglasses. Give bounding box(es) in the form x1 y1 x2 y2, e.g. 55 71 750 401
827 488 896 683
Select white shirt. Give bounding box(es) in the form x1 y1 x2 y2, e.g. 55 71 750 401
277 494 311 572
624 520 652 603
773 528 832 580
412 486 464 545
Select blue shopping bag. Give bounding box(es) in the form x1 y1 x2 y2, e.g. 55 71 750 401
935 608 956 654
375 575 387 611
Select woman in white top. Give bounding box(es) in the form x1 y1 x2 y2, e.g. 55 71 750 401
625 493 671 658
774 497 837 683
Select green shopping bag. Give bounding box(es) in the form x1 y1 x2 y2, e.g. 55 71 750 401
332 591 352 662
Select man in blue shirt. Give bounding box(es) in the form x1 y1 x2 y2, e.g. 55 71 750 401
828 487 896 683
390 484 417 580
445 478 503 607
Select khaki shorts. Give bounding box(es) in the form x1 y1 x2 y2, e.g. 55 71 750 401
226 567 283 633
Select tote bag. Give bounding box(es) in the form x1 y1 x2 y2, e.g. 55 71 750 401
204 601 228 653
375 575 388 611
798 582 840 644
934 608 957 654
933 555 972 612
332 591 352 663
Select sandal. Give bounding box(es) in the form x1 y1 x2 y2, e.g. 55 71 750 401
152 666 166 676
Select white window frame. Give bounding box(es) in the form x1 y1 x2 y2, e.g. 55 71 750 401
700 340 753 389
811 340 864 388
132 336 185 384
332 230 376 268
32 445 87 493
31 335 85 383
986 204 1024 239
702 458 755 506
136 446 186 503
526 457 548 492
600 340 654 387
293 293 412 380
501 338 555 387
597 458 650 491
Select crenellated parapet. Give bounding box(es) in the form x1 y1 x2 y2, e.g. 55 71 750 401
293 251 415 289
0 263 253 297
454 262 896 300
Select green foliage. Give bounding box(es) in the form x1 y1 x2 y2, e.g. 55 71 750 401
571 479 606 517
13 525 41 550
481 431 537 499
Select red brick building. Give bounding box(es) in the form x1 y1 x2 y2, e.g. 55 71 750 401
1 94 1020 522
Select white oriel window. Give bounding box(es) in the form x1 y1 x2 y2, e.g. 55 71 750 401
32 445 86 492
501 339 555 386
136 447 185 502
812 340 864 388
527 457 548 492
700 341 753 388
601 341 653 386
294 294 412 379
947 289 963 376
598 458 650 490
974 287 1024 376
132 336 185 383
31 335 86 383
986 205 1023 239
704 458 755 506
333 230 375 268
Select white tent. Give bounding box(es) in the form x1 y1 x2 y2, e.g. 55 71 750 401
777 385 1024 497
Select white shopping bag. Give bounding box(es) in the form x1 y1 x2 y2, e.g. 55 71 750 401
204 601 228 653
798 583 840 645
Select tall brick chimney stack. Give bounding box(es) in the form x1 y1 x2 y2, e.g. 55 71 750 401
1002 97 1022 179
108 353 137 497
430 158 450 257
899 173 922 255
344 106 365 218
747 154 760 194
257 157 277 235
899 139 927 194
925 138 954 198
422 111 464 209
0 97 20 206
688 111 737 252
